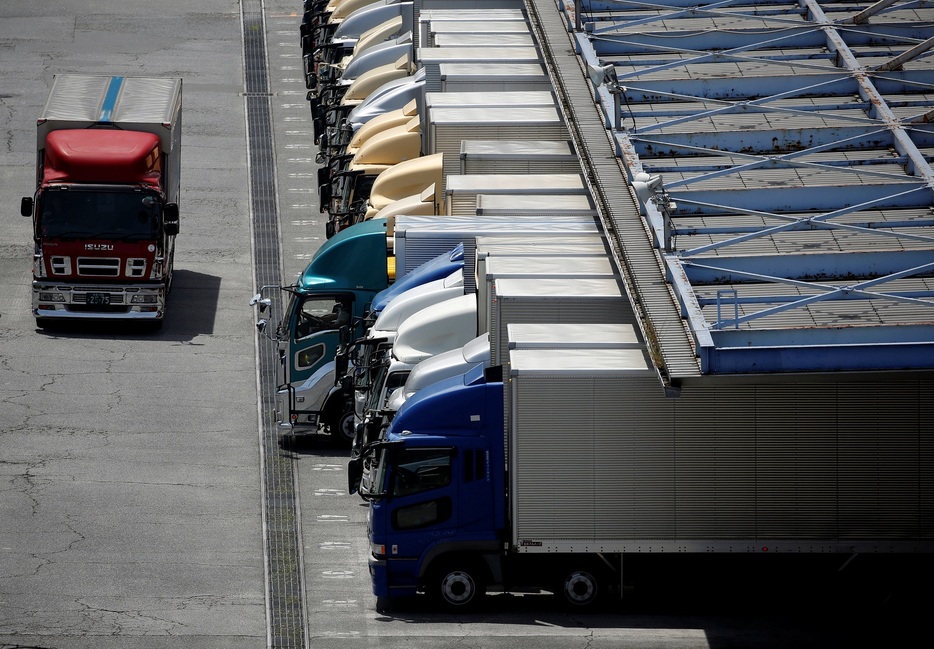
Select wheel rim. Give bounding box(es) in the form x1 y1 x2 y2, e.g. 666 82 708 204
337 412 355 442
333 411 355 443
440 570 476 606
563 570 597 605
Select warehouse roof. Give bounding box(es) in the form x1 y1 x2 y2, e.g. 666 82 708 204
533 0 934 379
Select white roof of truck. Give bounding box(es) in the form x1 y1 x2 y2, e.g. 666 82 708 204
484 255 616 278
507 323 641 349
444 173 585 193
42 74 181 125
494 277 623 299
509 348 652 375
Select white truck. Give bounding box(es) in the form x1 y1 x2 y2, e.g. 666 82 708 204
391 214 603 280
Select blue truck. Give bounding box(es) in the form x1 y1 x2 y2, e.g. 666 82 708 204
354 344 934 609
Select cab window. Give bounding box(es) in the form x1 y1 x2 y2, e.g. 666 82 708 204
296 343 325 369
295 296 350 341
391 448 452 498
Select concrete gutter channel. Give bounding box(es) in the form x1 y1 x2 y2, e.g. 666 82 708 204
242 0 309 647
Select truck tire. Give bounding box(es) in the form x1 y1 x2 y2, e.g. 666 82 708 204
428 559 486 611
557 566 602 608
327 409 356 446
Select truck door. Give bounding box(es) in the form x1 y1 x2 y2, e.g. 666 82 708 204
283 293 353 388
379 446 459 588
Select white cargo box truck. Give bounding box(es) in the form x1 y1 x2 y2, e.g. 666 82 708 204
391 213 601 280
424 107 569 179
436 62 553 93
417 11 528 47
478 255 619 334
475 193 595 216
418 47 543 92
507 347 934 554
443 173 586 215
490 277 637 364
460 140 579 174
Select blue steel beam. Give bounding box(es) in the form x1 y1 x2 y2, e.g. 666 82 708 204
583 1 811 36
805 0 934 184
677 251 934 285
607 70 934 103
588 24 934 54
581 0 792 10
574 1 934 374
663 183 931 216
710 325 934 347
630 127 899 158
702 342 934 373
677 216 934 236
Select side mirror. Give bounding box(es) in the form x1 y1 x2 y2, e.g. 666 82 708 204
250 293 271 313
256 319 269 333
163 203 180 235
21 196 33 217
348 456 362 495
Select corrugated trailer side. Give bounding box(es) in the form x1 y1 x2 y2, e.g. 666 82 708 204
508 348 934 553
490 277 638 364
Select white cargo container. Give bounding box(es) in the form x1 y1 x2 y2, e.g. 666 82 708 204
459 140 579 174
478 255 619 334
435 62 552 92
443 173 586 215
490 277 636 364
474 194 596 216
392 213 601 280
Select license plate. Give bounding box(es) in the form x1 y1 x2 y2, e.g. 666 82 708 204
87 293 111 305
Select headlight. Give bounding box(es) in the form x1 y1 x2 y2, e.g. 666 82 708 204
370 542 386 558
130 294 159 304
38 292 65 303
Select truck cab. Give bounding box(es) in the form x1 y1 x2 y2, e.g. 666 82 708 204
356 365 505 606
256 217 391 443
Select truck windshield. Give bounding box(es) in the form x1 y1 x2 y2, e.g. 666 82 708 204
294 296 351 341
355 344 389 393
39 188 160 240
367 445 454 500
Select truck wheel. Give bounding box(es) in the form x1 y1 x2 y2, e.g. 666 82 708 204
328 409 356 446
429 560 486 611
557 566 601 608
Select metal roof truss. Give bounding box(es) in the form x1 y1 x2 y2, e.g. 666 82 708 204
569 0 934 374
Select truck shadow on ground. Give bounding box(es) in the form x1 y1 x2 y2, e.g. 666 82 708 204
372 553 933 647
278 431 352 455
34 269 221 341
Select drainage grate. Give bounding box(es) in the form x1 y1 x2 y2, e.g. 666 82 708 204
242 1 308 647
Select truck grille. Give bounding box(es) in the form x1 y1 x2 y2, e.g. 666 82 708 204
78 257 120 276
126 258 147 278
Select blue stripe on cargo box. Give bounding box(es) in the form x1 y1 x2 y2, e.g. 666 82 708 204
99 76 124 123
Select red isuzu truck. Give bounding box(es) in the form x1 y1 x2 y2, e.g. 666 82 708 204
20 74 182 328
